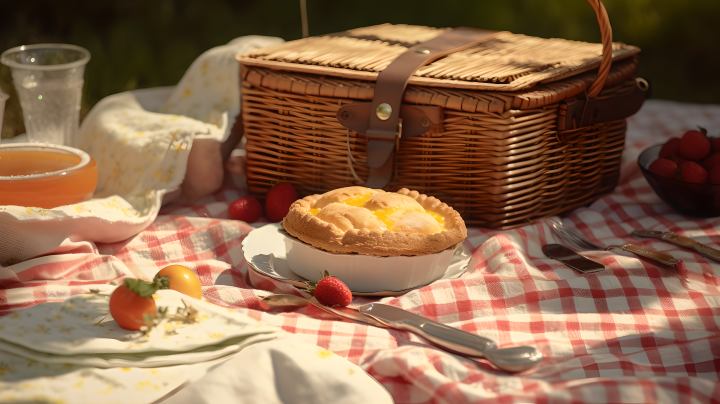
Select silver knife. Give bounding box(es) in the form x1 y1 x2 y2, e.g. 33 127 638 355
358 303 543 372
632 230 720 262
542 244 606 273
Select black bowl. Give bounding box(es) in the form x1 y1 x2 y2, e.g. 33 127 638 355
638 145 720 217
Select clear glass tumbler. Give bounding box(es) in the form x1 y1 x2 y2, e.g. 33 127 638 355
0 44 90 148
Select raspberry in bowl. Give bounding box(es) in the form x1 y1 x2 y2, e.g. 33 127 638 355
639 130 720 217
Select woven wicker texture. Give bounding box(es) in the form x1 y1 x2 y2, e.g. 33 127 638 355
240 13 641 229
241 66 636 229
239 24 638 92
242 57 638 114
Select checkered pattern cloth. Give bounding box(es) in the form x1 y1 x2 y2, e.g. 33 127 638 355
2 100 720 403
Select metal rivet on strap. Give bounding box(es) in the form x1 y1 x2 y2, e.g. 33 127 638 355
415 49 430 54
376 103 392 120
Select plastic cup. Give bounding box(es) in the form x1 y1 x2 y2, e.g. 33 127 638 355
0 88 7 138
0 44 90 148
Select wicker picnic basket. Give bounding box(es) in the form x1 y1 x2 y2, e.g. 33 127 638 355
237 0 649 229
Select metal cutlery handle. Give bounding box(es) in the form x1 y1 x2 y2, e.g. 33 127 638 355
616 244 679 265
632 230 720 263
395 321 543 372
662 233 720 261
631 230 668 239
661 234 720 262
267 296 543 372
391 320 495 357
691 243 720 262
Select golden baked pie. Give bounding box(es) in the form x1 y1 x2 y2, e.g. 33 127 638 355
282 187 467 256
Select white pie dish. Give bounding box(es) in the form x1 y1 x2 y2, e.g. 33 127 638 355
242 223 471 294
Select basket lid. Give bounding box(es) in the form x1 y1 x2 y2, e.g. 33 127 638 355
237 24 640 92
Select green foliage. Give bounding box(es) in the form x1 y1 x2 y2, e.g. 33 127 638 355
1 0 718 139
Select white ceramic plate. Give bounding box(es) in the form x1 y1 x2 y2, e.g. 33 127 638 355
242 223 473 296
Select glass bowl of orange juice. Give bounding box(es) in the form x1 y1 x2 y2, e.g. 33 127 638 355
0 143 97 209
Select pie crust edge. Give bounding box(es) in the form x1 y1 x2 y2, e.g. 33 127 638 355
282 188 467 256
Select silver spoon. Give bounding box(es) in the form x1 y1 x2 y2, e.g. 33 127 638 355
261 294 543 373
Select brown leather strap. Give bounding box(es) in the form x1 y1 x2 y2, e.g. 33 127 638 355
558 78 650 131
353 27 499 188
365 150 396 189
338 104 445 139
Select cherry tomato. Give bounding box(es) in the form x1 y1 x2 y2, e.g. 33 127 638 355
155 265 202 299
109 282 157 331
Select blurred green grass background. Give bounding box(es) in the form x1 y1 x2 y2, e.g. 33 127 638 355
1 0 719 139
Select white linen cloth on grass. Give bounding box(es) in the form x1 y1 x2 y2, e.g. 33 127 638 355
0 35 283 266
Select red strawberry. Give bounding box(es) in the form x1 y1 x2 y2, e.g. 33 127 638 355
306 271 352 307
675 155 689 167
679 161 708 184
709 165 720 185
711 138 720 153
679 130 710 160
659 137 681 159
648 158 677 178
228 196 263 223
265 182 298 222
701 152 720 171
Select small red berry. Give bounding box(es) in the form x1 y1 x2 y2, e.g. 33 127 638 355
648 158 677 178
701 152 720 171
308 271 353 307
709 165 720 185
679 130 710 160
711 138 720 153
265 183 299 222
679 161 708 184
659 138 681 159
675 155 689 167
228 196 263 223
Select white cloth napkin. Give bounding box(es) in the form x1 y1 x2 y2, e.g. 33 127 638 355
0 349 225 404
0 289 393 404
0 35 283 266
162 336 394 404
0 335 394 404
0 289 282 366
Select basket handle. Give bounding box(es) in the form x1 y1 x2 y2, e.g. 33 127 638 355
586 0 613 97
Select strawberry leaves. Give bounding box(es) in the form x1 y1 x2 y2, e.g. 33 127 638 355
122 278 163 297
303 270 330 296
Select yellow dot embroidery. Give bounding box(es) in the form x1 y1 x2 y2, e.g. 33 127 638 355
316 349 333 359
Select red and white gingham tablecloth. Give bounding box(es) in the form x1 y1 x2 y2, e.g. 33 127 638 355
2 100 720 403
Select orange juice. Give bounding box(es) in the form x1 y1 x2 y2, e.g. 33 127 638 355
0 144 97 209
0 150 81 176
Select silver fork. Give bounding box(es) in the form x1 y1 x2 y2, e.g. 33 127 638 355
548 219 680 266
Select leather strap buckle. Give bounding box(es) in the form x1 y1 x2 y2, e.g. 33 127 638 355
347 119 402 185
336 27 500 188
